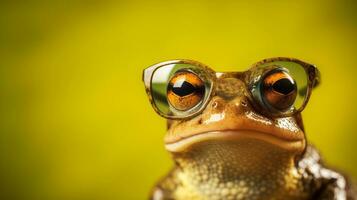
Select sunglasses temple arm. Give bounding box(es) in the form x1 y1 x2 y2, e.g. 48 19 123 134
313 67 321 88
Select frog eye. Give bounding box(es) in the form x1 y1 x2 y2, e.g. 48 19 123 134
167 71 205 111
261 69 297 111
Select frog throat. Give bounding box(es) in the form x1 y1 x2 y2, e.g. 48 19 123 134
171 139 307 199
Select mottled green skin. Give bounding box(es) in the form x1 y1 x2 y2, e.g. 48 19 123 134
149 70 355 200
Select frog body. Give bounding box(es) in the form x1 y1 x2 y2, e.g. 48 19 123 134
143 58 355 200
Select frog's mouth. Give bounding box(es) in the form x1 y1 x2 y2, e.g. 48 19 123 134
165 130 305 153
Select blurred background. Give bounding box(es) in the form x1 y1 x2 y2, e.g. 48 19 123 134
1 0 357 199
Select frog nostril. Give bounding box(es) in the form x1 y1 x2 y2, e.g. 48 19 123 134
241 100 248 107
198 118 202 124
212 101 219 109
208 98 225 112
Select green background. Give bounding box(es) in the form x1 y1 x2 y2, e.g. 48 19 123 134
1 0 356 199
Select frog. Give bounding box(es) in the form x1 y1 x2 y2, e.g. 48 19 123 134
142 57 355 200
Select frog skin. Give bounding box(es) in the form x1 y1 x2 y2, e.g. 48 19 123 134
148 66 355 200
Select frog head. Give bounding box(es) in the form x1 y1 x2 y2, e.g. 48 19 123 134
143 57 319 175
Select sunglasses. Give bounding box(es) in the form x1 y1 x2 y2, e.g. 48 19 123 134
143 57 320 119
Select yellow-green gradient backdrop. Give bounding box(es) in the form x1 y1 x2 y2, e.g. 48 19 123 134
1 0 356 199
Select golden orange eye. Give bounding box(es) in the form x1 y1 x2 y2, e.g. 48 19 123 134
167 71 205 111
262 70 297 111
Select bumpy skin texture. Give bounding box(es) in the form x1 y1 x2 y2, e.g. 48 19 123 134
151 145 354 200
150 72 355 200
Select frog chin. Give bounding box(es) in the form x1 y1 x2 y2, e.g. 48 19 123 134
165 130 305 154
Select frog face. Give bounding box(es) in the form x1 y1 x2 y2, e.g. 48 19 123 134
143 58 319 157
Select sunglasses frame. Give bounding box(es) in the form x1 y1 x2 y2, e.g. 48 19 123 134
142 57 320 119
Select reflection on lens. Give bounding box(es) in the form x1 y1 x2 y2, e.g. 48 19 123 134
150 63 211 117
253 61 309 114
